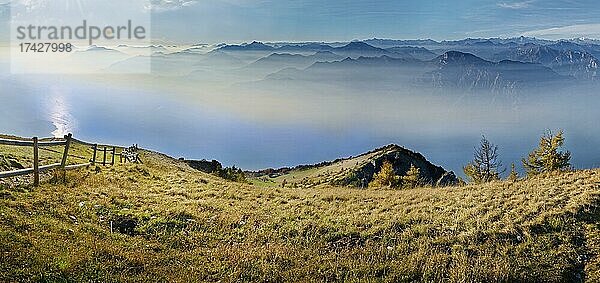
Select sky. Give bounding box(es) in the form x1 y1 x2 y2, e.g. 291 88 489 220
1 0 600 44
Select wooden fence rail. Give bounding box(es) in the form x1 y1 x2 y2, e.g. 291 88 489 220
90 144 118 166
0 133 91 186
0 138 66 147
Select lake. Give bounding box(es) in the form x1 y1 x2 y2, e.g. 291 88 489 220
0 63 598 176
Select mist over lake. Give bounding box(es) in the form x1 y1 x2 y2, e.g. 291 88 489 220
1 38 599 176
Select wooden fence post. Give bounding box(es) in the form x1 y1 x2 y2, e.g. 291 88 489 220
91 144 97 165
61 133 72 169
33 137 39 186
111 147 116 165
103 146 107 166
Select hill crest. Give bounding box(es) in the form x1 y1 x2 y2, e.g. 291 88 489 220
249 144 457 188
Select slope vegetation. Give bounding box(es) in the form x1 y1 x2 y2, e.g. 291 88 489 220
250 144 456 188
1 141 600 282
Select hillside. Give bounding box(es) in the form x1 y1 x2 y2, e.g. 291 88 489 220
1 138 600 282
249 144 457 188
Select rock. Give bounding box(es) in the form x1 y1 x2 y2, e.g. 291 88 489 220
437 171 459 187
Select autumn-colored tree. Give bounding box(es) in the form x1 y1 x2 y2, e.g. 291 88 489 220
402 164 422 189
369 160 399 188
522 130 571 176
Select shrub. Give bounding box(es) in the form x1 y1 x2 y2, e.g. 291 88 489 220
216 166 248 183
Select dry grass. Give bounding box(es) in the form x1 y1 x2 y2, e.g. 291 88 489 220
1 143 600 282
263 146 395 188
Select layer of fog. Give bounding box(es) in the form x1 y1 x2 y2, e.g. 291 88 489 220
0 46 598 175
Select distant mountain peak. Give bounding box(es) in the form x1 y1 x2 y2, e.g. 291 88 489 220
248 41 268 46
337 41 382 51
436 51 488 65
219 41 275 51
314 50 337 55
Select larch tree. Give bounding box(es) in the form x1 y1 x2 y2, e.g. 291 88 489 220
463 136 503 184
369 160 399 188
522 130 571 176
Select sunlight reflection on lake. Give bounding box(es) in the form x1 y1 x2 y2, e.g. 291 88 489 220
47 86 77 137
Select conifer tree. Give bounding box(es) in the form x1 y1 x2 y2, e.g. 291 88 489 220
522 130 571 176
463 136 503 184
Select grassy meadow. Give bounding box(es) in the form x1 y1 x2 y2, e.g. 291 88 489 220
1 140 600 282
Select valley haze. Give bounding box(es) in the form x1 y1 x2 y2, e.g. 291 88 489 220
1 36 598 177
2 0 600 281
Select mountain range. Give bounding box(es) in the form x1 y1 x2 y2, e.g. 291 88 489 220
97 37 600 96
215 39 600 83
261 50 569 96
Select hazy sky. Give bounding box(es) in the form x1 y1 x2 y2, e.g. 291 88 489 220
152 0 600 43
1 0 600 43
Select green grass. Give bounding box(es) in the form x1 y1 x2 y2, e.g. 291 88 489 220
1 139 600 282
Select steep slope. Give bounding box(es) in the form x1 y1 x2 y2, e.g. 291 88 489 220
1 141 600 281
426 51 568 91
250 144 457 188
493 44 599 79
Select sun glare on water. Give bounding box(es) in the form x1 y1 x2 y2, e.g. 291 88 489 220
47 88 76 138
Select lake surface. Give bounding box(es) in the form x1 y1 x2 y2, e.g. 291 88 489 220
0 72 598 176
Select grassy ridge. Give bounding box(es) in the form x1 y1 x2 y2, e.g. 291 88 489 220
1 142 600 282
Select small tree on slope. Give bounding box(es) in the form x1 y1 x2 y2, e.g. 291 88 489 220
522 130 571 176
463 136 503 184
402 164 422 189
369 160 399 188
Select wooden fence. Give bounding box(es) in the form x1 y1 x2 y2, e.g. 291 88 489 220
0 133 90 186
91 144 117 166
